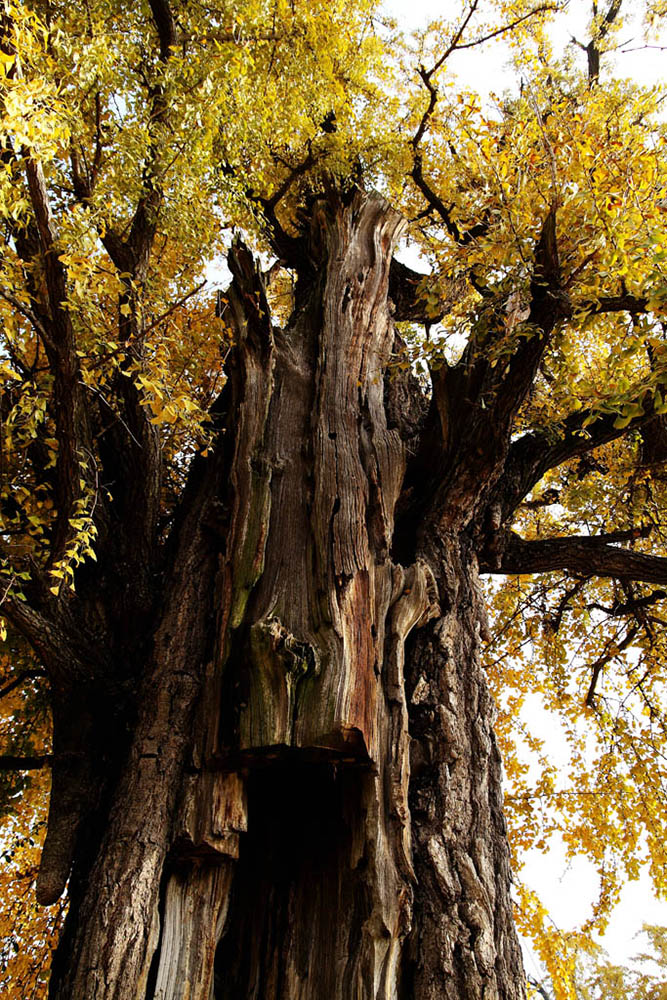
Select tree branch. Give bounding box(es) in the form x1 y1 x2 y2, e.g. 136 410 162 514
463 207 567 447
0 10 99 564
586 0 623 82
85 4 183 598
147 0 176 61
13 189 91 566
410 3 481 154
101 2 175 283
584 291 648 315
400 208 569 531
142 280 206 337
410 152 489 247
1 598 90 687
410 3 557 148
0 669 47 701
263 145 317 211
585 622 638 708
453 6 559 53
388 258 448 324
527 976 553 1000
548 576 586 632
489 395 658 526
408 5 493 251
588 587 667 618
246 150 321 267
0 754 52 771
0 751 85 771
0 288 53 352
481 531 667 585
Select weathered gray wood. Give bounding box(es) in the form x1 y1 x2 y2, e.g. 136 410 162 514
153 863 235 1000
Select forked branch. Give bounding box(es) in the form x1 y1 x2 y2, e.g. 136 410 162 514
585 621 638 708
488 393 662 526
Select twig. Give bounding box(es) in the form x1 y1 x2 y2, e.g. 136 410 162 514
142 280 206 337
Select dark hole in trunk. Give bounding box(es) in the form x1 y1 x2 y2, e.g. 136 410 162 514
214 761 372 999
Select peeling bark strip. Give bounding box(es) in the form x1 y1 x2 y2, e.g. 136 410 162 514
45 190 526 1000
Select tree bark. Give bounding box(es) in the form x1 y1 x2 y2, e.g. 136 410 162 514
405 536 524 1000
45 189 526 999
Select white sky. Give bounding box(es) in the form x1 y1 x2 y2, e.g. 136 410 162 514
384 0 667 975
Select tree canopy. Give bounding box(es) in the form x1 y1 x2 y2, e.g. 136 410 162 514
1 0 667 996
529 922 667 999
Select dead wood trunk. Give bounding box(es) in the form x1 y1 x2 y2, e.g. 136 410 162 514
45 189 526 1000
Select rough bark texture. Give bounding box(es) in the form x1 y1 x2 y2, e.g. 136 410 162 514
43 189 526 1000
405 537 523 1000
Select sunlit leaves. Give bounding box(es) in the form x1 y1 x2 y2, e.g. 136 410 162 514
531 923 667 1000
485 439 667 990
0 633 56 999
0 792 63 1000
399 28 667 434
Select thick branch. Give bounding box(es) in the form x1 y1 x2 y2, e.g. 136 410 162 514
247 156 318 267
463 207 565 427
482 531 667 584
85 5 182 591
585 291 648 315
101 3 175 282
640 414 667 468
0 754 53 770
147 0 177 61
524 204 569 334
24 156 57 250
1 11 93 561
23 185 90 561
2 598 90 686
389 258 448 324
0 751 87 771
401 208 568 532
586 0 623 82
490 398 658 525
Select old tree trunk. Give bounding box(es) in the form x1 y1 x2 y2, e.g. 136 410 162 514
34 188 528 999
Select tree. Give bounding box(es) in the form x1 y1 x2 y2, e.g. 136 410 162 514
1 0 666 997
528 923 667 999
